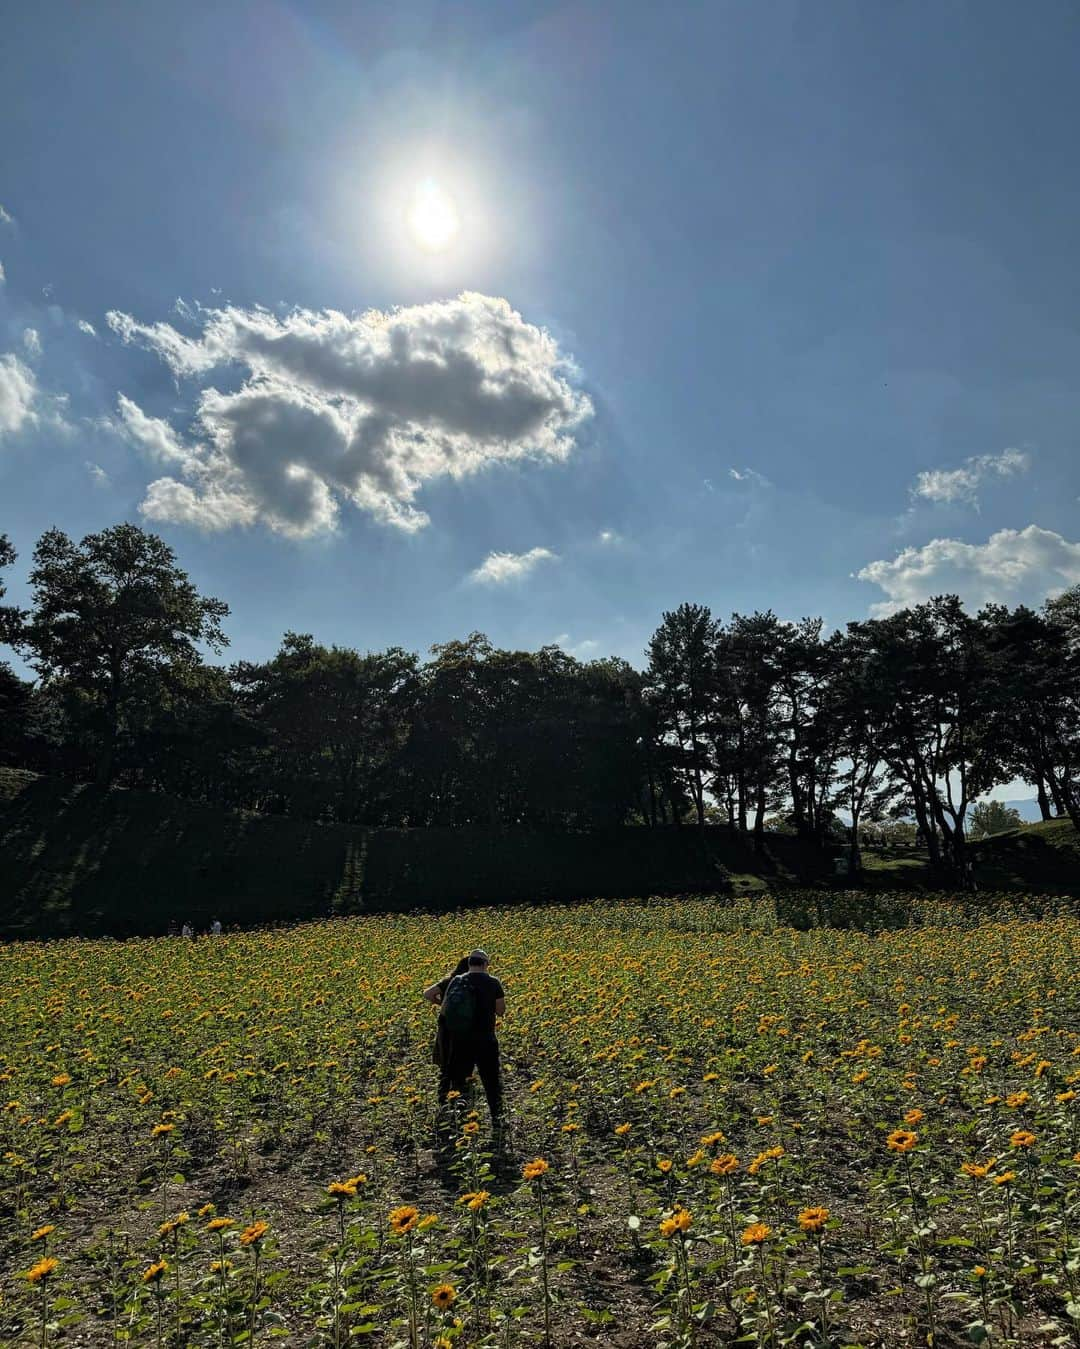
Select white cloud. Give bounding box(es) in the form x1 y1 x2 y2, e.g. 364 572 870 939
551 632 600 657
76 319 97 338
0 205 12 227
114 393 196 465
857 525 1080 616
597 528 622 545
141 477 258 532
0 353 37 436
106 292 592 537
470 547 557 585
911 448 1029 506
85 461 110 487
0 261 5 284
22 328 41 358
729 465 772 487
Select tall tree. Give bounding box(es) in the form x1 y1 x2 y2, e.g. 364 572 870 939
850 598 1003 886
646 604 717 830
0 533 22 647
19 524 229 785
235 633 417 823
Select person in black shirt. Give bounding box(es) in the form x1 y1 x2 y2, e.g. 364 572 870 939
423 949 506 1124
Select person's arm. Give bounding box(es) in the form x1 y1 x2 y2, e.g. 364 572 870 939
423 982 444 1005
494 980 506 1019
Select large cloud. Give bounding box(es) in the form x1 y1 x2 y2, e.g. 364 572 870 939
857 525 1080 616
106 293 592 536
0 353 37 436
910 448 1028 506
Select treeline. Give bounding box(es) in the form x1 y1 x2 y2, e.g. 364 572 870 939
2 523 1079 887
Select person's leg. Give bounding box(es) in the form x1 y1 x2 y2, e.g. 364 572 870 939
438 1036 471 1104
474 1035 503 1123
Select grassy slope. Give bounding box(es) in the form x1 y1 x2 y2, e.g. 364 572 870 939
0 768 824 937
860 815 1080 892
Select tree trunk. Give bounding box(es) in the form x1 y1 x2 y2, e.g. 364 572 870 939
1035 774 1053 821
98 667 121 787
848 801 862 882
752 780 766 852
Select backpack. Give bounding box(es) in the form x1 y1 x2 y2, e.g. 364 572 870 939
441 974 479 1038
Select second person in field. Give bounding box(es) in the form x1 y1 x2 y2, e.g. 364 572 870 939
423 949 505 1127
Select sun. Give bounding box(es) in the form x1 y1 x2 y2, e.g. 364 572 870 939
405 179 460 253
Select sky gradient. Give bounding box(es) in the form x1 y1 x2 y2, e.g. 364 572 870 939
2 0 1080 684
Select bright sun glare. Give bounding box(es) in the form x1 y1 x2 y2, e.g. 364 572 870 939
406 179 460 253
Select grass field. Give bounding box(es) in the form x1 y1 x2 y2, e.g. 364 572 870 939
2 894 1080 1347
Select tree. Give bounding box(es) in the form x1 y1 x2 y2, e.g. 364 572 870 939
235 633 417 823
982 598 1080 833
0 532 23 648
19 524 229 785
968 800 1023 840
846 598 1004 887
646 604 717 831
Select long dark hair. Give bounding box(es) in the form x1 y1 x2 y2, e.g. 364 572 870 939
448 956 470 979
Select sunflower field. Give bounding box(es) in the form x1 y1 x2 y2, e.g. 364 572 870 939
2 893 1079 1347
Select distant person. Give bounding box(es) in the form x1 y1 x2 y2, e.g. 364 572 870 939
423 950 505 1127
166 918 178 937
181 920 194 939
210 916 223 935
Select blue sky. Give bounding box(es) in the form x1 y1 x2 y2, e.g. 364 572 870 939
3 0 1080 681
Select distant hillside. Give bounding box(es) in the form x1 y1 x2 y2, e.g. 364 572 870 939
862 813 1080 893
972 815 1080 892
0 769 827 938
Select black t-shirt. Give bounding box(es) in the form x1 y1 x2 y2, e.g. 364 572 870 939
437 970 505 1036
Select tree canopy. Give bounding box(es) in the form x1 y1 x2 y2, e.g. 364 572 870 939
2 520 1077 887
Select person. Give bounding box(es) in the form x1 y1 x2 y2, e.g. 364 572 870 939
181 920 194 939
210 916 223 935
423 949 505 1126
429 956 470 1071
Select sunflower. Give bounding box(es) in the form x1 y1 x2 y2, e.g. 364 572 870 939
710 1153 739 1176
25 1257 59 1284
207 1217 235 1232
797 1206 830 1232
992 1171 1016 1186
142 1259 168 1284
431 1283 457 1310
460 1189 490 1211
1009 1130 1036 1149
327 1180 357 1198
239 1220 269 1247
741 1223 771 1246
960 1159 996 1180
886 1128 918 1153
903 1109 924 1125
30 1225 55 1242
389 1205 420 1235
614 1122 632 1136
659 1208 692 1237
522 1158 549 1181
